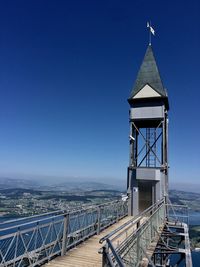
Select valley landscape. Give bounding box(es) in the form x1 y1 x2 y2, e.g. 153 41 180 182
1 177 200 249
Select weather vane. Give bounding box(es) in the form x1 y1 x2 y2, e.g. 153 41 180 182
147 21 155 45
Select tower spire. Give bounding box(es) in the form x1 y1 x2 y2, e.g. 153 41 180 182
128 45 169 109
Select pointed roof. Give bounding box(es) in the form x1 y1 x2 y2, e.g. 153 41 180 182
129 45 168 100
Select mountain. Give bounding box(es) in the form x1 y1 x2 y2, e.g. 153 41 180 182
0 177 125 192
170 182 200 194
0 177 39 189
46 181 125 192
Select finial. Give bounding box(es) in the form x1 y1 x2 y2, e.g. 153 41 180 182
147 21 155 45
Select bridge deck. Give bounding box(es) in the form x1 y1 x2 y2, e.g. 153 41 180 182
44 216 133 267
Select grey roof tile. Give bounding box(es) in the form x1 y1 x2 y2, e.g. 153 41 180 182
129 45 168 99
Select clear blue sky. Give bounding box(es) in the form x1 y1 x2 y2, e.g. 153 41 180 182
0 0 199 184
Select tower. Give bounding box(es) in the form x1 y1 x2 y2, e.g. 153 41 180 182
127 45 169 216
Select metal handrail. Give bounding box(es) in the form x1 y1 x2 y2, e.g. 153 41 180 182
101 199 189 267
100 198 164 244
0 199 124 232
102 202 165 267
107 239 124 267
0 209 64 225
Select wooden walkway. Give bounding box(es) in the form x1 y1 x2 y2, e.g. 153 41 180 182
44 216 133 267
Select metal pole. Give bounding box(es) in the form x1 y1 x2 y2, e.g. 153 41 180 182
149 22 151 45
137 231 141 263
116 203 119 222
97 206 101 235
61 214 69 256
102 245 108 267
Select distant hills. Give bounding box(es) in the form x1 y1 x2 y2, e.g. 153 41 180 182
49 181 124 192
0 177 39 189
169 189 200 212
170 182 200 194
1 177 200 194
0 177 125 192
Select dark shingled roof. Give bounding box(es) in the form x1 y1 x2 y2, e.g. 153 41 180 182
129 45 168 99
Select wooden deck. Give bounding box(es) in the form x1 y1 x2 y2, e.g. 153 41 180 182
44 216 133 267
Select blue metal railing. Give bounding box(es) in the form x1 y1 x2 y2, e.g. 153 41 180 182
0 200 128 267
100 199 189 267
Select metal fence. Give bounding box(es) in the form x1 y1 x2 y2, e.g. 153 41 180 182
0 200 128 267
101 198 189 267
166 203 189 225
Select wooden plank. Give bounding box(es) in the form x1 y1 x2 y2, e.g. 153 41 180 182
44 216 132 267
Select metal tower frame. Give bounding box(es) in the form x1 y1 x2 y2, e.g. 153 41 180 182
127 45 169 216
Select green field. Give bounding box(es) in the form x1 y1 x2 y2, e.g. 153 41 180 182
190 226 200 249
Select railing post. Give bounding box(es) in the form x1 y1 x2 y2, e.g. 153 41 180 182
150 214 153 239
137 232 141 263
102 245 109 267
15 228 20 260
116 203 119 222
137 219 140 229
164 195 168 220
97 206 101 235
156 208 158 232
187 206 189 225
61 213 69 256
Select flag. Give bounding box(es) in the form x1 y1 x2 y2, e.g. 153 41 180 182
150 26 155 35
147 22 155 35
